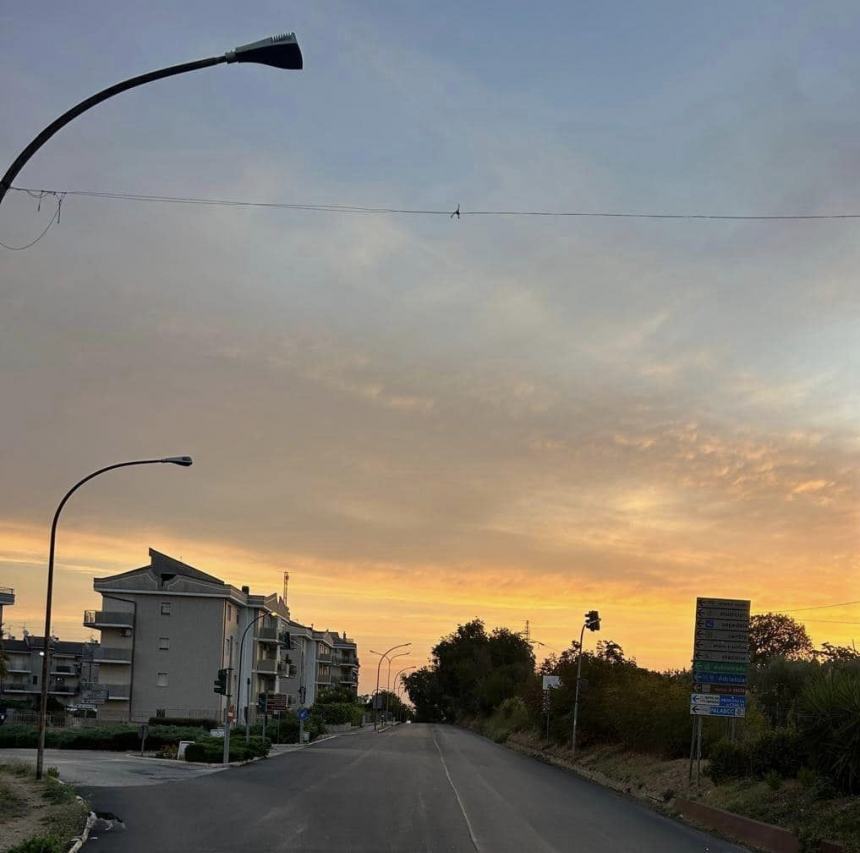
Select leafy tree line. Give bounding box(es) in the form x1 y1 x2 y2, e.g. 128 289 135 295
404 614 860 793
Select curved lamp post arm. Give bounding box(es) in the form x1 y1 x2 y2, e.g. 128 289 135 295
0 33 302 208
371 642 410 731
236 611 267 743
36 455 192 779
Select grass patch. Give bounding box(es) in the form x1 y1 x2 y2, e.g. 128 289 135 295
0 763 87 853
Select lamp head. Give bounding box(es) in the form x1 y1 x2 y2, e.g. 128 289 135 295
226 33 303 70
162 456 193 467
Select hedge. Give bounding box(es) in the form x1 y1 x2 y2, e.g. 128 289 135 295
0 724 209 751
147 716 219 730
185 735 270 763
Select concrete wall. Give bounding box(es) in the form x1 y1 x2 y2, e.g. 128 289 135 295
130 594 223 722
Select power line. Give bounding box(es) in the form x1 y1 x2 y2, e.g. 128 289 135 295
779 600 860 613
0 193 63 250
10 185 860 221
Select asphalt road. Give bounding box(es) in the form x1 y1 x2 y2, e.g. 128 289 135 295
82 724 746 852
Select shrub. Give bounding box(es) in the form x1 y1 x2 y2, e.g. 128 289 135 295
747 728 804 779
184 734 270 763
46 767 59 778
797 766 817 789
147 716 218 729
312 702 362 726
798 669 860 793
708 739 749 784
764 769 782 790
0 724 209 752
8 837 62 853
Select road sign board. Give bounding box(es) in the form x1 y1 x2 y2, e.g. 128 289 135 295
691 693 746 707
542 675 560 690
697 598 750 610
697 618 750 632
690 704 746 718
693 672 748 687
692 660 749 674
267 693 288 712
692 683 747 695
696 606 751 620
694 629 749 643
692 597 750 717
694 650 750 663
694 638 750 653
298 707 310 722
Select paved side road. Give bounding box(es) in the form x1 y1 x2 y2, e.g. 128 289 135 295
0 748 224 787
82 724 746 852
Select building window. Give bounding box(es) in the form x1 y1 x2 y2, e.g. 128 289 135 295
157 672 168 687
159 637 170 651
226 603 232 621
155 709 166 719
161 602 171 615
32 675 37 685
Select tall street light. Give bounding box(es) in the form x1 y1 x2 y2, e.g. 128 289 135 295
36 456 193 779
384 651 410 727
393 665 416 722
0 33 303 208
570 609 600 760
370 643 410 732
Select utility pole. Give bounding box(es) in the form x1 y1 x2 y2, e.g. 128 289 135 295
571 610 600 760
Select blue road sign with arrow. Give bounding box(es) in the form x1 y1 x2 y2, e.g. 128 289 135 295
298 707 310 722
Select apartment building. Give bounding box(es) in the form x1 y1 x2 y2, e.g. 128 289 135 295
0 634 97 707
84 548 359 724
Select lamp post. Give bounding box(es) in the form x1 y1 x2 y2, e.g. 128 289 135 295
36 455 192 779
0 33 303 208
384 651 409 728
370 643 410 731
392 665 416 722
235 611 267 744
570 609 600 760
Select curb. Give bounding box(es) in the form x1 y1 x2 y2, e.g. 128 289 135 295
66 802 96 853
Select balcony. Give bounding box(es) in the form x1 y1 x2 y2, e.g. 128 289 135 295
83 610 133 629
93 647 132 664
6 662 31 674
317 652 332 663
254 658 279 674
256 626 279 643
51 665 77 675
0 587 14 605
3 682 33 693
100 683 130 700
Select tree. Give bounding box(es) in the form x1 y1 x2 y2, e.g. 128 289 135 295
814 642 860 662
749 613 813 664
403 668 445 722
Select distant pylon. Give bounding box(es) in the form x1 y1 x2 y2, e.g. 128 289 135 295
283 571 289 605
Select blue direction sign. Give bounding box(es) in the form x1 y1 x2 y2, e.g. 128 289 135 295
690 704 746 718
691 693 746 707
692 670 748 686
298 707 310 722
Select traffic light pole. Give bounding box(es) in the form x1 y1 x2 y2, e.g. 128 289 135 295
222 667 233 766
570 622 587 759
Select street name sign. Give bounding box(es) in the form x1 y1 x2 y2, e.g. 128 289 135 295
691 597 750 718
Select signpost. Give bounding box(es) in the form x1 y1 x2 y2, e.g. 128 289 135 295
298 706 310 744
689 597 750 787
541 675 560 739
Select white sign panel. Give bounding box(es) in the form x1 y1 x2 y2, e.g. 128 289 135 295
542 675 560 690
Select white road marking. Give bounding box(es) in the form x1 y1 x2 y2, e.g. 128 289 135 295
431 726 480 852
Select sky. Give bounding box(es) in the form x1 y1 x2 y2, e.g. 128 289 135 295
1 2 858 693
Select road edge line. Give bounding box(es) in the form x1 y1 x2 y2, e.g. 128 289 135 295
431 726 480 852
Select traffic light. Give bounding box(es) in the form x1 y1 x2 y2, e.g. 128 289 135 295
257 693 268 713
585 610 601 632
213 668 228 695
279 631 292 649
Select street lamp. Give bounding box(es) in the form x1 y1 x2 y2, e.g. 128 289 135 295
369 643 410 731
35 456 193 779
392 665 416 722
570 609 600 760
384 651 410 727
0 33 303 208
